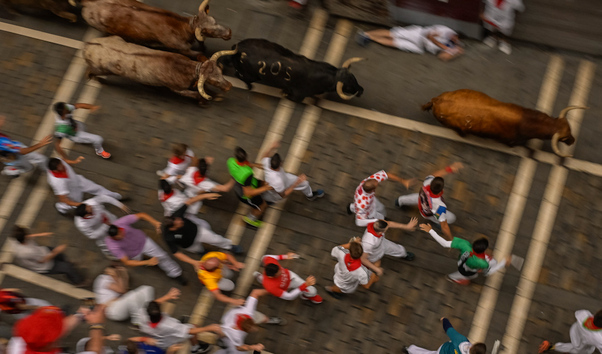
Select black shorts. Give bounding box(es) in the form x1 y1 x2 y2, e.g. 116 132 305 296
242 195 264 210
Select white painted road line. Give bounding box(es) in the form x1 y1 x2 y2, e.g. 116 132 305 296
501 59 595 354
0 22 82 49
468 55 565 342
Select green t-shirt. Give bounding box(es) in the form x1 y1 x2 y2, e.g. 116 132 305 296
227 157 259 200
450 237 489 270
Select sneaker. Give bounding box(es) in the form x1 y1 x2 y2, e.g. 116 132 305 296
394 198 402 209
174 275 188 286
300 294 323 304
191 342 211 354
346 203 353 215
253 271 262 283
499 41 512 55
243 216 263 228
356 31 371 47
1 166 23 176
230 244 244 255
483 36 496 48
156 170 165 177
266 317 287 326
307 189 325 201
403 252 415 261
402 347 410 354
538 341 552 353
446 275 470 286
288 0 303 9
96 150 111 159
325 286 343 299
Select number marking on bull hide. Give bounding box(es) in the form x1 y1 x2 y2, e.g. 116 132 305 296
258 61 266 75
270 62 281 75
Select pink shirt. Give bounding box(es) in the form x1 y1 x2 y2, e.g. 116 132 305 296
104 214 147 259
354 170 388 226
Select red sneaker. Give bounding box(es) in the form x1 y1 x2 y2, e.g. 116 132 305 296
301 294 323 304
96 150 111 159
288 0 303 9
538 341 552 353
446 276 470 286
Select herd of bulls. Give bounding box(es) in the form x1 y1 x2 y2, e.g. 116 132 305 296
1 0 587 156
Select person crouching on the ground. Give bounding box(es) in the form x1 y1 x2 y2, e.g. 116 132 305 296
260 140 324 203
227 146 273 228
481 0 525 54
11 226 85 286
254 253 323 304
356 25 464 62
539 309 602 354
325 237 377 299
361 218 418 277
419 223 510 285
138 295 211 354
403 317 486 354
197 252 246 306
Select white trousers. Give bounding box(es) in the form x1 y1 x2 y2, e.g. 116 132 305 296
217 267 235 292
55 175 121 213
407 344 442 354
396 193 456 224
132 238 182 278
367 238 407 263
554 322 598 354
183 216 232 253
4 152 47 174
105 285 154 323
256 270 317 298
69 122 104 152
348 197 387 219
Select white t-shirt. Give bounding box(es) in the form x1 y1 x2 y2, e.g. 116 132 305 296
261 157 293 202
93 274 120 304
418 175 448 222
54 104 77 139
567 310 602 352
422 25 457 54
220 296 258 348
331 246 370 293
46 159 80 197
12 239 53 273
159 189 189 216
74 196 121 240
138 312 193 350
361 224 387 263
482 0 524 34
181 166 219 196
163 149 195 177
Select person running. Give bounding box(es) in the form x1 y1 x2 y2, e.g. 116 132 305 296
0 115 51 176
481 0 525 54
53 102 111 160
179 156 234 215
46 157 122 214
197 251 245 306
419 223 510 285
539 309 602 354
324 238 375 299
403 317 486 354
227 146 273 227
348 169 413 227
395 162 463 240
254 253 323 304
156 143 195 183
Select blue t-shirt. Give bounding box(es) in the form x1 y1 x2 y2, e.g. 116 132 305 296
439 327 470 354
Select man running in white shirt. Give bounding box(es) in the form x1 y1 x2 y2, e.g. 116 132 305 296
324 238 375 299
395 162 463 240
348 169 413 227
539 309 602 354
179 157 234 215
260 141 324 203
74 195 131 258
158 179 220 217
46 157 122 214
156 143 195 183
361 218 418 277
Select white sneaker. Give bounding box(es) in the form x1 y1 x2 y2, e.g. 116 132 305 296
499 41 512 55
253 271 262 284
483 36 496 48
156 169 165 177
1 166 24 176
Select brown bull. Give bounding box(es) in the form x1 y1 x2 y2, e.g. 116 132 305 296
1 0 77 22
81 0 231 56
84 36 235 103
422 89 587 157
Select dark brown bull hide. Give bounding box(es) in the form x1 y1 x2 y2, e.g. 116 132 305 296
1 0 77 21
83 36 235 103
422 89 586 157
81 0 231 56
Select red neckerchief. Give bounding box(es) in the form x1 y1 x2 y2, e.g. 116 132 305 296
422 184 443 198
149 318 161 328
366 222 382 238
469 251 487 259
193 170 205 185
236 160 250 166
169 156 185 164
160 191 174 202
584 317 602 331
496 0 504 8
344 254 362 271
50 169 69 179
235 314 251 330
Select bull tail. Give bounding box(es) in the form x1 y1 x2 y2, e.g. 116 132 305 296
421 101 433 112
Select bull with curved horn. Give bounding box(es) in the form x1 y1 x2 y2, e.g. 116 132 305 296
421 89 588 157
83 36 236 105
336 57 366 100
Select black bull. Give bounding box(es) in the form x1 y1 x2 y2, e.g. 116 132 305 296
229 38 365 102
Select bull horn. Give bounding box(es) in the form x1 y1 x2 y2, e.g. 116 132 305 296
198 0 210 13
551 132 572 158
197 75 212 100
558 106 588 119
68 0 76 6
336 82 357 100
195 28 204 42
341 57 365 69
210 47 237 62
